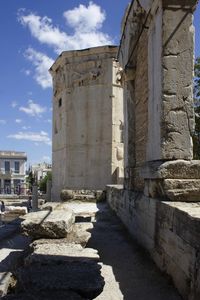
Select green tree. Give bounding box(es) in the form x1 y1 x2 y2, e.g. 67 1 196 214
193 57 200 159
26 170 35 192
39 171 52 193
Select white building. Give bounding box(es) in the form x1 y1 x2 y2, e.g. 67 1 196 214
32 162 52 183
0 151 27 194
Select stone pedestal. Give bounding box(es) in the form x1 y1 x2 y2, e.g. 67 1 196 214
141 160 200 201
32 185 38 211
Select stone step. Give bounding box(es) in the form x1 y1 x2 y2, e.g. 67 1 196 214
21 209 75 239
25 242 99 265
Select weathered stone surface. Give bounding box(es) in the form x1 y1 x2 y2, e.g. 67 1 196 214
50 46 124 199
141 160 200 179
41 202 70 211
15 262 104 299
144 178 200 201
107 185 200 300
67 222 93 246
60 189 74 201
25 242 99 265
0 272 13 297
29 222 93 247
164 179 200 201
1 206 28 223
21 209 75 238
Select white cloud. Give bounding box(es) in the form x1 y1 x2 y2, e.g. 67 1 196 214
18 3 113 88
0 120 6 125
15 119 22 123
22 126 31 130
18 11 69 54
64 1 105 32
8 131 52 146
24 48 53 89
11 101 18 108
18 3 113 54
19 100 46 117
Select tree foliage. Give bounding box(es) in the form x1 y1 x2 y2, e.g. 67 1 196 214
193 57 200 159
39 171 52 193
26 171 36 192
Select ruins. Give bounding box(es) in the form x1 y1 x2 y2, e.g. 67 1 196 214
50 46 124 199
49 0 200 299
0 0 196 299
107 0 200 299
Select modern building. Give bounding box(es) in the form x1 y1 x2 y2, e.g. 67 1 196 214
50 45 124 199
32 162 52 183
0 151 27 194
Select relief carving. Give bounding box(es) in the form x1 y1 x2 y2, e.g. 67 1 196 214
63 60 104 89
71 67 102 87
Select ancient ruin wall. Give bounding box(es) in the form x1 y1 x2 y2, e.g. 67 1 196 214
107 1 200 299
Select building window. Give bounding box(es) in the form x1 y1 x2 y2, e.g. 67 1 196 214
59 98 62 107
15 161 20 174
5 161 10 172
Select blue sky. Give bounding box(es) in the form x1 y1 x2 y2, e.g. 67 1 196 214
0 1 199 166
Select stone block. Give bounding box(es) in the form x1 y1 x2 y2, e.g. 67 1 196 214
145 178 200 201
21 209 75 239
15 262 104 300
157 228 196 276
141 160 200 180
60 189 74 201
0 272 13 297
41 202 70 211
67 222 93 246
25 242 99 265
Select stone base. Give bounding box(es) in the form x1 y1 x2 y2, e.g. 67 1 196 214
106 185 200 300
141 160 200 201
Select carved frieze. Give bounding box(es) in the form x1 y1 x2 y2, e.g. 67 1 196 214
58 60 105 90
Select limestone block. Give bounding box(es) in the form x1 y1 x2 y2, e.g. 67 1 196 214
140 160 200 179
172 206 200 248
153 248 191 299
0 272 13 297
60 189 74 201
25 242 99 265
5 206 27 214
157 227 196 276
145 178 200 201
41 202 70 211
163 179 200 201
15 262 104 299
67 222 93 246
29 222 93 248
21 209 75 238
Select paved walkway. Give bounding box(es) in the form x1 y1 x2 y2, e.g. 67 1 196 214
86 202 182 300
0 201 182 299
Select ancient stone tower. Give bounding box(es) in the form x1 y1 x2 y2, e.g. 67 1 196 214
50 46 124 199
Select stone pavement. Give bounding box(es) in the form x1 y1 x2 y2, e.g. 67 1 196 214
87 202 182 300
0 201 182 299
